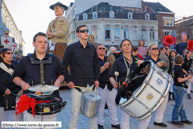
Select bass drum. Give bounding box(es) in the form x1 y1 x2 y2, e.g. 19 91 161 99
119 60 173 120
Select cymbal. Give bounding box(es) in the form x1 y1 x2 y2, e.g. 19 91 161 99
28 84 59 92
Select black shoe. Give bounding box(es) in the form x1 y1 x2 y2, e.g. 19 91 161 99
182 120 193 124
154 122 167 127
187 93 192 99
111 124 120 129
172 121 184 125
98 124 104 129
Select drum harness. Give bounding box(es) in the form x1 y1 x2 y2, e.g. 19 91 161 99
28 53 53 85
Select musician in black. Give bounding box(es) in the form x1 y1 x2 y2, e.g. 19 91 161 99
13 32 65 121
141 44 168 128
109 39 143 129
182 50 192 99
172 55 192 125
168 50 177 101
0 48 22 122
96 44 120 129
176 32 188 55
62 25 100 129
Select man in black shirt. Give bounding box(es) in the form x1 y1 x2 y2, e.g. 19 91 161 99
172 55 192 125
182 50 193 99
62 25 100 129
13 32 65 121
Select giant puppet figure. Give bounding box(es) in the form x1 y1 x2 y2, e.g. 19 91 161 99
0 28 17 53
47 2 69 61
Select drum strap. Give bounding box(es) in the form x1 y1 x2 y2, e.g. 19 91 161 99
123 56 130 82
0 62 14 75
40 61 45 85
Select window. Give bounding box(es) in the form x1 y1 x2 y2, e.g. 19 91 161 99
150 29 155 40
124 28 129 39
76 16 79 21
128 12 133 19
164 19 174 26
92 12 97 19
105 27 111 40
83 13 87 20
145 13 150 20
109 11 114 18
114 27 121 40
163 30 172 36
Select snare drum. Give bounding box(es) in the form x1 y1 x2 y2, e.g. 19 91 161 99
27 95 66 115
80 91 101 118
119 60 172 120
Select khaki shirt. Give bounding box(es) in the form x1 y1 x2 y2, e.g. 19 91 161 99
47 17 69 43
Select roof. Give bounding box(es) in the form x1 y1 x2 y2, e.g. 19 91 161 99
143 2 173 13
77 2 157 21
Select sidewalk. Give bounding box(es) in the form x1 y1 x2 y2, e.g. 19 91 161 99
58 89 193 129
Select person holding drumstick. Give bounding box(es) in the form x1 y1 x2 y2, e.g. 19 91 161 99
13 32 65 121
109 39 143 129
62 25 100 129
140 44 168 128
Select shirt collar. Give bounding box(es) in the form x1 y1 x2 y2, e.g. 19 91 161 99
77 41 91 48
32 53 49 60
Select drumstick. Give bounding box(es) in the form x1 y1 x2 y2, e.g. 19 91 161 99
114 71 119 87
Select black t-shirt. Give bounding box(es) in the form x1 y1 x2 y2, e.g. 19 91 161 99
182 57 192 72
98 56 112 90
173 65 185 87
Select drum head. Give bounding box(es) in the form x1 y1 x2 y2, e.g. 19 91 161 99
28 84 59 92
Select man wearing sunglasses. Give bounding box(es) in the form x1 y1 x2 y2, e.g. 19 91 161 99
47 2 69 61
62 25 100 129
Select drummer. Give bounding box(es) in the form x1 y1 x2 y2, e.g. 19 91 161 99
13 32 65 121
62 25 100 129
141 44 168 128
109 39 143 129
96 44 120 129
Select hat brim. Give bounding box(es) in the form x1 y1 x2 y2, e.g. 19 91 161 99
49 3 68 10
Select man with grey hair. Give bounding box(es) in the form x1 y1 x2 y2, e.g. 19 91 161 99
47 2 69 61
176 32 188 55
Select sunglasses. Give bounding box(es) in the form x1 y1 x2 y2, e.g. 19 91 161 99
98 48 105 50
79 29 89 33
5 52 13 55
151 48 158 50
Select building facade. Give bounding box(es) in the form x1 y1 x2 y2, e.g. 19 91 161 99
66 0 175 47
0 0 25 55
175 16 193 43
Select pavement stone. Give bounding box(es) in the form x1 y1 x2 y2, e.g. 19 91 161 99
58 89 193 129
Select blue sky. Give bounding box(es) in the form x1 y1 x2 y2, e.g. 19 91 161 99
4 0 192 55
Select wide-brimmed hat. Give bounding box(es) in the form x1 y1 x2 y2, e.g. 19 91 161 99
49 2 68 10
